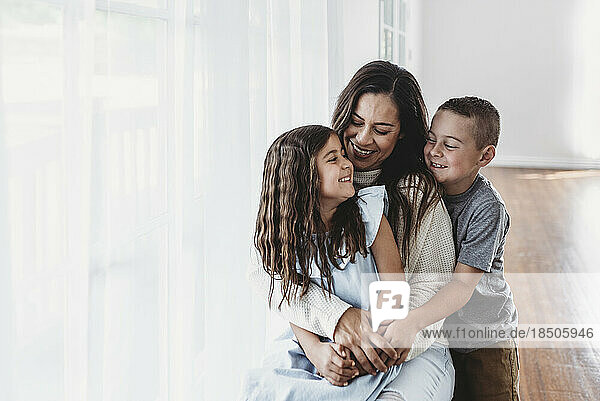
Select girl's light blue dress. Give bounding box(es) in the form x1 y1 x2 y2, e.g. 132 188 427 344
241 186 404 401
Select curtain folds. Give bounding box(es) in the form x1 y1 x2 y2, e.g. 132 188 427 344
0 0 337 400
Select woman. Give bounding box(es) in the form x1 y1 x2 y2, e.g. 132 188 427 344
248 61 456 400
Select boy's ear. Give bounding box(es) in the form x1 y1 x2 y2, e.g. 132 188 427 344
478 145 496 167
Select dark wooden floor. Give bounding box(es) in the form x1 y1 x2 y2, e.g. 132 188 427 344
482 167 600 401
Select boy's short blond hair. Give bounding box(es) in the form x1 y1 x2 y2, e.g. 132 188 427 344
438 96 500 149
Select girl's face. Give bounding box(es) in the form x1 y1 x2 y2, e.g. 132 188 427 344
316 133 355 207
343 93 402 171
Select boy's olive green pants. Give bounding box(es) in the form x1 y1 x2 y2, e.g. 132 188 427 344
450 340 520 401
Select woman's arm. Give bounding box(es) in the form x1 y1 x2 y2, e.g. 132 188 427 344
290 323 358 386
247 257 394 374
247 256 351 339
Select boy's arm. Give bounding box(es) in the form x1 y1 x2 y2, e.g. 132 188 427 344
378 192 455 362
290 323 358 386
400 262 483 332
379 263 481 364
391 200 507 350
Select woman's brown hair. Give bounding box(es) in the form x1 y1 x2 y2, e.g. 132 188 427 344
332 60 441 264
254 125 367 307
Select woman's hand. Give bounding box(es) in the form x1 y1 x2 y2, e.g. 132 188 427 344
305 342 359 386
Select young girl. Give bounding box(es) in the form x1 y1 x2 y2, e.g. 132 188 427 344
242 125 407 401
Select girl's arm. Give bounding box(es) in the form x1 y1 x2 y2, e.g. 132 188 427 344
370 214 405 279
290 323 358 386
368 213 408 365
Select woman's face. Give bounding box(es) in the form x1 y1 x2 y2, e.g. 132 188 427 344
343 93 402 171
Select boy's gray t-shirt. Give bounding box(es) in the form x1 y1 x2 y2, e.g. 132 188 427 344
443 173 518 352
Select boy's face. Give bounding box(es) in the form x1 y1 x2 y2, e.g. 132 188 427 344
424 110 492 195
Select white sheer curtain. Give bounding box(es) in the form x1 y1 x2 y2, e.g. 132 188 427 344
0 0 337 400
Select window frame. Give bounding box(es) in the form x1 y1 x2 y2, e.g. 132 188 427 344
379 0 408 66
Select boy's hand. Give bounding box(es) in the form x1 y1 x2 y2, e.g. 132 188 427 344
333 308 397 375
377 317 419 365
306 342 359 386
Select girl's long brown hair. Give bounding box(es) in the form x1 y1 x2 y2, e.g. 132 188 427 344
255 125 367 308
332 60 442 264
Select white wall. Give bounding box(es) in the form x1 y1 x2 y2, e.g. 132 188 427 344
327 0 379 116
341 0 380 84
419 0 600 169
405 0 424 82
329 0 426 117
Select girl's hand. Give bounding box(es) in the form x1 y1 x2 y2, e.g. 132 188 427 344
306 342 359 386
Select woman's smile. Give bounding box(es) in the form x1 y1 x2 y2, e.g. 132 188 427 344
343 93 401 171
349 141 377 157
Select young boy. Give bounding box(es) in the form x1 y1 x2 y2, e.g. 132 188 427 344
424 96 519 400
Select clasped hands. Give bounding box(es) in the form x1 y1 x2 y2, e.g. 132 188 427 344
312 307 418 386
